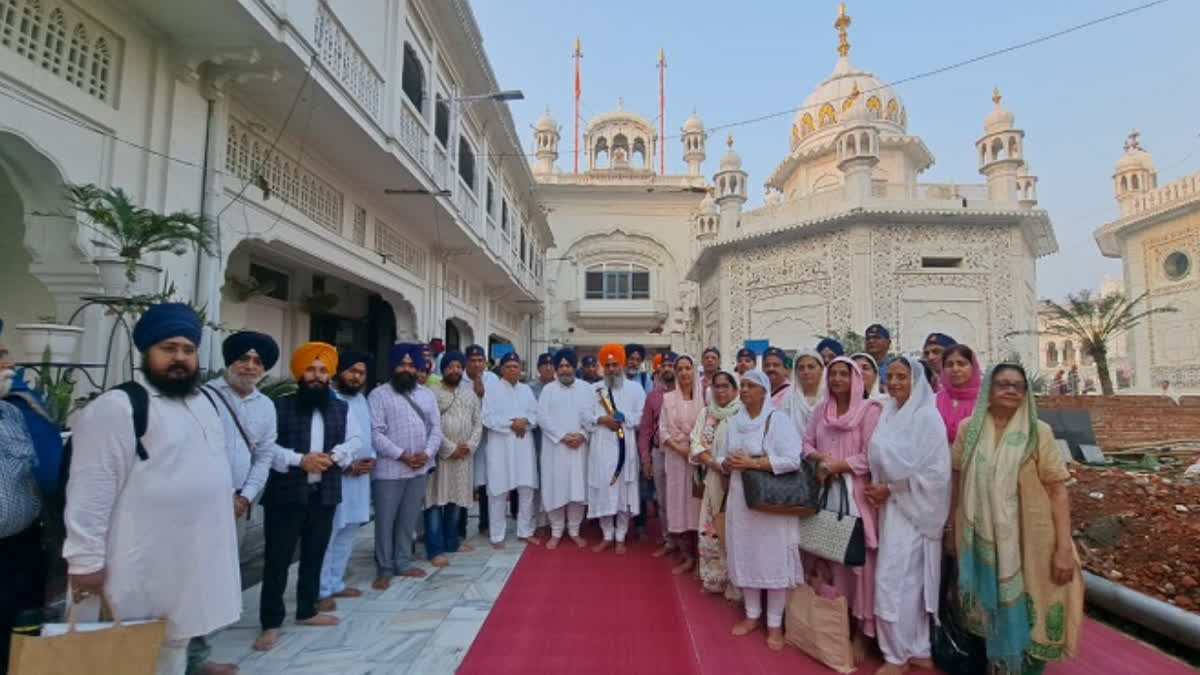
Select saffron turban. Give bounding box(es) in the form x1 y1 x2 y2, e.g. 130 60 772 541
624 343 646 360
598 344 626 367
554 348 578 368
865 324 891 340
499 351 520 366
222 331 279 370
290 341 337 380
742 369 770 391
815 338 845 357
133 303 202 353
465 344 486 359
762 346 787 363
537 352 554 367
924 332 956 348
389 343 425 371
652 353 663 369
581 354 598 367
440 350 465 373
337 350 372 374
736 347 755 360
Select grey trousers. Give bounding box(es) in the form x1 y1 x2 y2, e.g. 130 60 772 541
373 475 429 577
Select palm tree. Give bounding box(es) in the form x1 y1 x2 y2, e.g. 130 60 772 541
1011 290 1176 395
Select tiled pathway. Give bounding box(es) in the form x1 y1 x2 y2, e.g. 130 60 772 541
209 523 524 675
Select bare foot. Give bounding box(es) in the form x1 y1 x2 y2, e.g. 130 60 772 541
398 567 427 578
315 597 336 612
456 543 476 553
546 537 561 550
570 535 587 548
372 576 391 591
615 542 627 555
430 555 451 568
252 629 279 651
519 536 543 546
852 633 871 667
592 540 612 553
874 664 906 675
766 627 785 651
731 618 761 636
491 541 506 550
333 587 362 598
651 545 671 558
194 663 239 675
671 557 696 575
296 614 340 627
908 658 934 670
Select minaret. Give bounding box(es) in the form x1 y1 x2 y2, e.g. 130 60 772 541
693 188 718 242
976 87 1024 202
836 89 879 201
1017 162 1038 209
533 108 560 176
1113 130 1157 217
713 134 747 231
682 110 706 176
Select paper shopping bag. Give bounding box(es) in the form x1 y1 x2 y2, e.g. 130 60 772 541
783 583 854 673
8 593 166 675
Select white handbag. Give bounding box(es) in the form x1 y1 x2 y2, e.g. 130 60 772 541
796 475 867 566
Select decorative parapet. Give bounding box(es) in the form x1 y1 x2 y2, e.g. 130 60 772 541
374 217 426 278
313 2 383 120
0 0 120 105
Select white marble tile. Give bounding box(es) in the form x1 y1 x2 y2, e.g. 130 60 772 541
403 644 469 674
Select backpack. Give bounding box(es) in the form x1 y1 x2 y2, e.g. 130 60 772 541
55 381 151 497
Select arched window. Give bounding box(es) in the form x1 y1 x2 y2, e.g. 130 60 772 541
1045 342 1058 368
593 137 608 168
885 99 898 121
15 0 41 60
1131 174 1140 190
401 42 424 112
1008 135 1019 158
65 22 88 88
818 104 836 128
40 7 64 74
584 262 650 300
632 137 647 167
801 113 815 134
991 137 1004 161
866 96 881 118
1119 175 1128 192
1063 340 1076 365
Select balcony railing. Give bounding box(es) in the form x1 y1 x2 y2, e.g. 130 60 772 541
454 178 480 234
566 299 669 330
432 144 449 189
314 4 384 120
397 101 429 171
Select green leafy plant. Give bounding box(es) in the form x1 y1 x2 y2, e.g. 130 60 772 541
203 368 298 399
33 347 83 428
65 183 215 282
121 278 226 333
1008 290 1177 395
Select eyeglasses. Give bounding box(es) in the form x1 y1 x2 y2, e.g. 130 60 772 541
992 381 1027 393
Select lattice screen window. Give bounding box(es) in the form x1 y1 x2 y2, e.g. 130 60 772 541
2 1 118 104
352 205 367 245
374 218 426 277
314 3 383 119
444 268 462 299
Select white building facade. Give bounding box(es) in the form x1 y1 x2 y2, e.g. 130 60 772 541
1094 132 1200 390
0 0 550 384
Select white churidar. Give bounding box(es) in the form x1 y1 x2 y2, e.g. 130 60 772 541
586 379 645 519
481 377 539 496
536 378 593 511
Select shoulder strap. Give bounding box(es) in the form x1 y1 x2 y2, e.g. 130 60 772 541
113 381 150 461
200 384 254 455
400 391 433 438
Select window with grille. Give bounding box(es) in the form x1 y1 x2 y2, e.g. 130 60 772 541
1 1 117 104
401 42 424 112
584 263 651 300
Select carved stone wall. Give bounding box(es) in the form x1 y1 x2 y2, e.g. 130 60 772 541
1140 217 1200 383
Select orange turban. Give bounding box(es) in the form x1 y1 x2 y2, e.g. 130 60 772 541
598 343 626 367
290 341 338 379
652 353 663 369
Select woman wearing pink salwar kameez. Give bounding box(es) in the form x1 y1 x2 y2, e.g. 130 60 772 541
659 354 704 575
802 356 883 663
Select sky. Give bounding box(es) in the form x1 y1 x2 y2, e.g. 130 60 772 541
468 0 1199 301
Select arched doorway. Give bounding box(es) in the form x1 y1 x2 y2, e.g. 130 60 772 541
445 316 474 351
366 295 397 386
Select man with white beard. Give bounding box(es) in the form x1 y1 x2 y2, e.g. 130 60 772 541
587 344 645 554
536 349 591 550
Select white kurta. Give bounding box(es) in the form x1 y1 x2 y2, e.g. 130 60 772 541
536 379 592 511
63 383 241 640
586 380 645 518
332 390 374 531
481 377 539 496
472 370 500 488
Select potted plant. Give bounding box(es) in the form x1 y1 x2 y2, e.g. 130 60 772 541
221 274 275 303
65 183 215 296
13 316 84 363
32 348 84 429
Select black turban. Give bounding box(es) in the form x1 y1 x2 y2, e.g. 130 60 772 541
222 331 280 370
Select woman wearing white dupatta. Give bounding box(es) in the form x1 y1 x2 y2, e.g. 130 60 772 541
866 356 950 674
777 347 823 437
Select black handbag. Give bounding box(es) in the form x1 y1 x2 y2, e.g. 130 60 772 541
740 412 823 516
931 557 988 675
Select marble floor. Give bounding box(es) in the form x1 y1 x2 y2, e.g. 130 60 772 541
208 522 525 675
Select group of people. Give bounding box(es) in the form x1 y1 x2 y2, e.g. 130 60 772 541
0 302 1087 675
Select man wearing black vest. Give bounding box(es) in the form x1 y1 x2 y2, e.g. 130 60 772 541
253 342 361 653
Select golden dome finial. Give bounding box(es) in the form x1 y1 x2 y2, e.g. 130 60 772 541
726 133 734 148
992 86 1001 105
835 3 852 58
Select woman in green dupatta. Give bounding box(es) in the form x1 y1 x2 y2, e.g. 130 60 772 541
949 363 1083 674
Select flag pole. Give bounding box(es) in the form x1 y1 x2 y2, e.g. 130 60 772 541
573 37 582 174
658 48 665 175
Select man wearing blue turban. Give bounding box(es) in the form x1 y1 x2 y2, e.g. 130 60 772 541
816 338 845 365
536 348 590 549
624 343 652 393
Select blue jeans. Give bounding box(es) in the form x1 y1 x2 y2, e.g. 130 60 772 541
423 503 462 559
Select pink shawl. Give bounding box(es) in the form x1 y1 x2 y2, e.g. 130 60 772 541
934 351 981 443
813 356 876 431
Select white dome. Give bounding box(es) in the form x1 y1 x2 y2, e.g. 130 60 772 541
983 89 1014 134
719 134 742 171
791 56 906 151
535 108 557 132
842 94 873 125
683 111 705 133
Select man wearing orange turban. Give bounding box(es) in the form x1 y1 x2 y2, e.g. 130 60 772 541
597 343 626 369
587 343 644 553
290 341 338 381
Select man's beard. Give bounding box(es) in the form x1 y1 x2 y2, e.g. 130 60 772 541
297 378 331 412
625 367 639 378
142 363 200 399
660 372 675 384
442 372 463 387
604 373 623 389
557 373 575 386
226 371 261 394
391 371 416 394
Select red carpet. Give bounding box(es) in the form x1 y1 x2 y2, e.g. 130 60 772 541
461 518 1195 675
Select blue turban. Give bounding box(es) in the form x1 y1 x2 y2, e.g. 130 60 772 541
336 350 373 375
389 342 425 371
816 338 845 356
703 346 720 358
439 350 465 374
222 331 279 370
624 343 646 359
465 344 486 359
537 352 554 367
763 346 787 363
132 303 201 353
663 351 680 364
499 351 520 366
736 347 755 360
581 354 598 366
864 324 890 340
553 348 578 368
924 332 956 348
